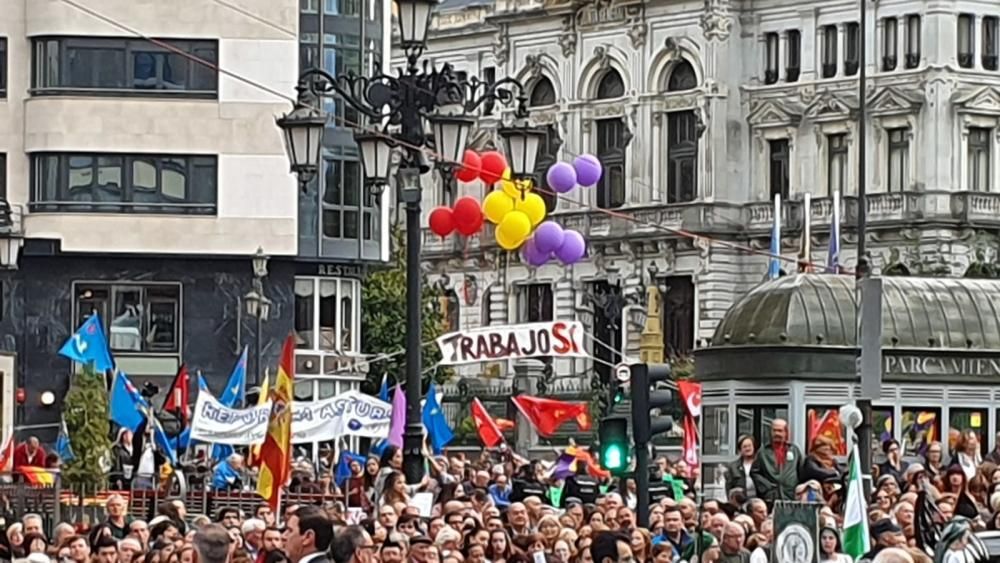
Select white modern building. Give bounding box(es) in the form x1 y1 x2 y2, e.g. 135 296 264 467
398 0 1000 446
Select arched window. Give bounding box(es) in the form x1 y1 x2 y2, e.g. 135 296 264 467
529 76 556 107
664 60 700 203
595 69 625 99
592 69 627 209
666 60 698 92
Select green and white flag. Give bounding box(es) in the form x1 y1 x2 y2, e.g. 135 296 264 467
843 444 871 559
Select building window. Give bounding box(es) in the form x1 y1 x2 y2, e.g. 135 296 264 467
439 290 460 333
901 408 940 457
595 69 624 99
984 17 999 71
529 76 556 107
322 155 377 240
786 30 801 82
666 60 698 92
0 153 5 200
74 283 181 354
821 25 838 78
845 22 860 76
906 15 921 68
959 14 974 68
662 275 695 357
589 281 622 386
534 124 562 213
764 32 779 84
951 409 988 456
828 133 848 196
887 128 910 192
320 34 362 127
519 283 553 323
481 66 496 115
768 139 790 199
294 277 361 354
31 153 217 214
596 118 626 209
325 0 361 16
969 127 992 192
301 0 319 12
666 112 698 204
32 37 218 97
0 37 6 98
737 405 789 452
703 406 730 456
882 17 898 71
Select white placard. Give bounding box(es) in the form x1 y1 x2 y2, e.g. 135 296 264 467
436 321 588 366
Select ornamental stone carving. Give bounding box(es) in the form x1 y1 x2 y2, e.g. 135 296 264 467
493 24 510 67
701 0 733 41
559 16 577 58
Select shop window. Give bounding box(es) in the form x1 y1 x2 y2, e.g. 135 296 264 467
703 405 729 456
74 283 181 353
737 405 789 450
953 409 988 456
901 407 941 457
872 406 895 460
805 406 847 455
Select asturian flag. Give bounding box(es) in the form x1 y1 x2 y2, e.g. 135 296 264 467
843 445 871 559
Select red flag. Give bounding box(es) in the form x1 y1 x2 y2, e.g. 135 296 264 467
471 399 504 447
163 365 190 426
511 395 590 437
495 418 515 432
677 381 702 467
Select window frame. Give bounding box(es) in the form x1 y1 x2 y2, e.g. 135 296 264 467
764 32 779 85
72 281 183 355
952 408 988 457
844 22 860 76
596 117 627 209
30 152 218 214
0 37 7 98
900 407 942 458
768 138 790 199
827 133 849 196
959 14 975 69
984 16 999 71
905 15 921 69
886 127 910 192
518 283 553 323
321 152 377 241
0 153 6 200
821 25 838 78
786 30 801 82
293 276 361 355
31 36 219 98
661 275 695 357
736 405 789 451
882 17 898 71
666 111 699 204
968 126 993 192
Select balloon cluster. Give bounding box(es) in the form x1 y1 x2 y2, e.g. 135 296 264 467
427 149 510 238
518 154 603 266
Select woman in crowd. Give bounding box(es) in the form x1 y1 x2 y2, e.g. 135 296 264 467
725 436 757 497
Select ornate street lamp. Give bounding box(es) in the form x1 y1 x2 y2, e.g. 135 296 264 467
276 0 541 485
276 85 326 188
246 247 271 386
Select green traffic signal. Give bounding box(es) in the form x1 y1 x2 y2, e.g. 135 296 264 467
603 442 626 470
598 416 630 476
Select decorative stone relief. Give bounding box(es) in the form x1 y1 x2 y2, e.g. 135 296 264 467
701 0 733 41
493 24 510 67
593 45 613 71
628 20 648 49
559 16 577 58
524 52 544 80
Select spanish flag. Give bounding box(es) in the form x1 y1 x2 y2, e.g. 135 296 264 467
256 335 294 510
247 370 270 468
18 466 57 486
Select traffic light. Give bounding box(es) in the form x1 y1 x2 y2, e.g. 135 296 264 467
598 416 629 476
630 363 674 444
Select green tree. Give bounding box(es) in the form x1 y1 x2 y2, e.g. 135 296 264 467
62 365 113 488
362 228 451 394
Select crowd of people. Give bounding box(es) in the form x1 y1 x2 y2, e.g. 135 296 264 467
0 418 996 563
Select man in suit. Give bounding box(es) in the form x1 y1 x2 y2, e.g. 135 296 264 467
750 419 804 503
193 524 233 563
283 506 335 563
331 525 375 563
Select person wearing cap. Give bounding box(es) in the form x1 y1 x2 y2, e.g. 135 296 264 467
750 419 803 503
878 440 909 490
862 518 906 561
408 535 435 563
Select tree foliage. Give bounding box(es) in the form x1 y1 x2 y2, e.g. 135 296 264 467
62 365 113 488
362 228 451 394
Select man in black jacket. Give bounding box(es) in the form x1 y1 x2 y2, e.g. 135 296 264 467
331 525 375 563
284 506 336 563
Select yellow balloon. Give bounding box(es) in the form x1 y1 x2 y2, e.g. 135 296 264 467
495 228 521 250
482 190 515 224
515 192 547 226
498 210 532 243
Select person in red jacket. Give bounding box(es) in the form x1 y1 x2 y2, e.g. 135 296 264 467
13 436 46 469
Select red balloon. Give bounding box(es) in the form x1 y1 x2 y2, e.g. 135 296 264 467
428 207 456 237
479 151 508 185
455 150 481 183
452 196 484 236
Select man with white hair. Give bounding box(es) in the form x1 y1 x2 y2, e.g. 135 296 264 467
242 518 266 561
212 453 244 491
118 537 142 563
872 548 914 563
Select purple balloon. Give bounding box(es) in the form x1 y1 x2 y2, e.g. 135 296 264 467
546 162 578 194
573 154 603 187
555 230 586 264
521 238 551 267
533 221 565 254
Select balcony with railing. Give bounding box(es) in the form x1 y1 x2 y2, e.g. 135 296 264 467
0 203 25 269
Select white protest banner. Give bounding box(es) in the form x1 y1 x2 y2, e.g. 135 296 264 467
190 389 393 444
436 321 587 366
189 393 272 445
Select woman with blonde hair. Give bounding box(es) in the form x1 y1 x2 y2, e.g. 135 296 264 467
537 515 561 551
629 528 652 563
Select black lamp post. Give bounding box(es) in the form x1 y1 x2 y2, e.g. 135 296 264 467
244 247 271 388
277 0 539 484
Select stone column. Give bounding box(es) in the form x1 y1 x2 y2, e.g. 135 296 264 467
700 0 733 202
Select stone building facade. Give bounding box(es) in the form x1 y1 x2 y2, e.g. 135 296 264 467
399 0 1000 435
